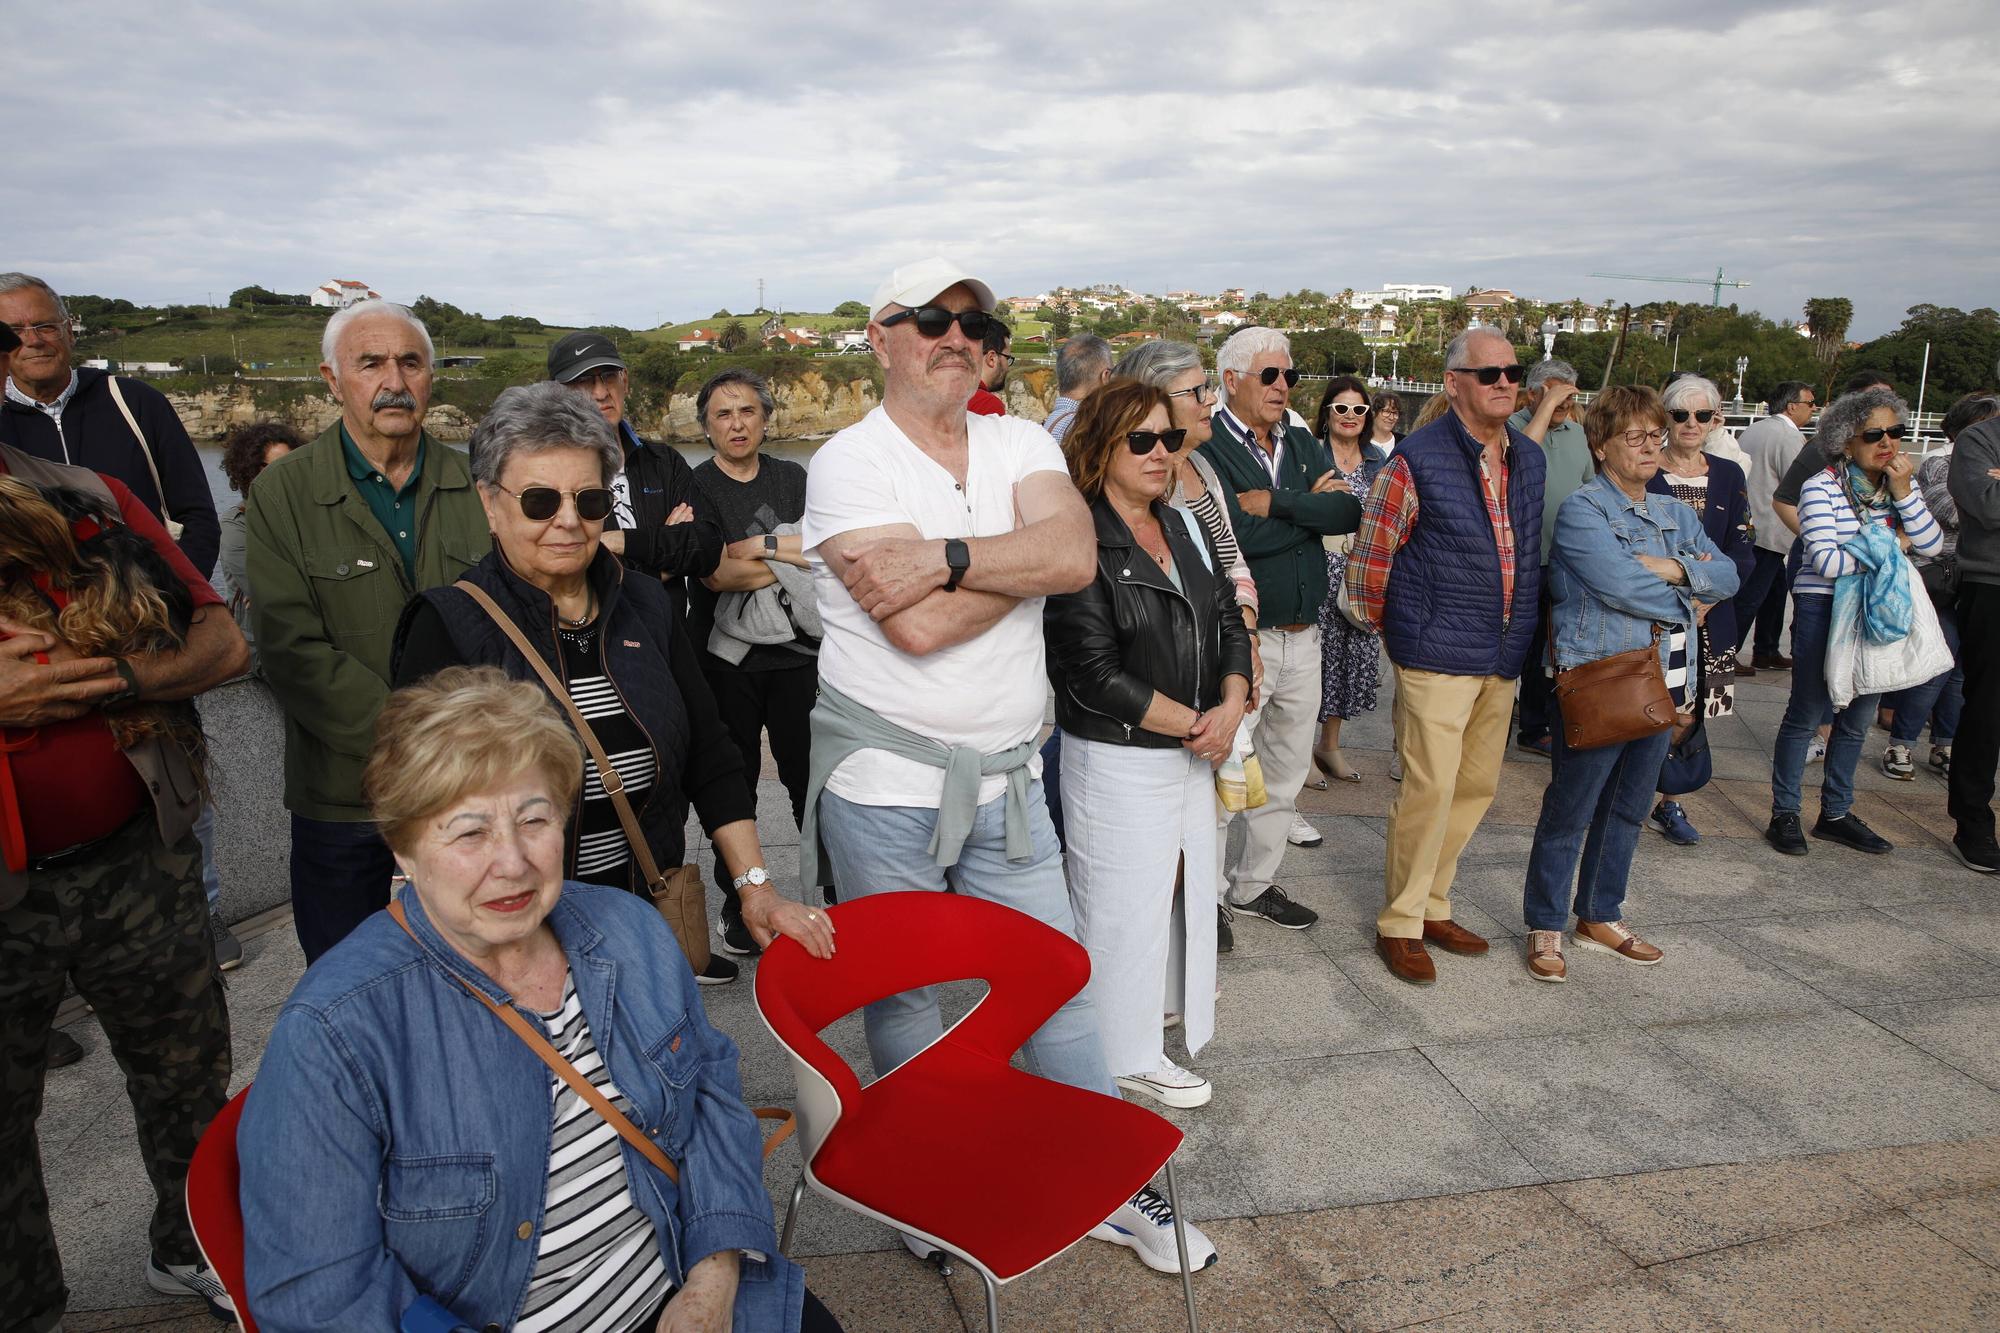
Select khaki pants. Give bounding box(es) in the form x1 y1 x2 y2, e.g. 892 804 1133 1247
1379 666 1514 938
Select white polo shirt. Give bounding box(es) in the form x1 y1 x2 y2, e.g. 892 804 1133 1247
802 406 1066 808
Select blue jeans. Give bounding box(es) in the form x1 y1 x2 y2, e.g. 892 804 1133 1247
1771 592 1877 820
289 815 396 965
1522 724 1671 932
1040 727 1066 849
1887 600 1962 746
815 785 1115 1098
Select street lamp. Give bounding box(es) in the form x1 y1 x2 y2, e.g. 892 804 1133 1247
1541 320 1556 362
1733 356 1748 408
1391 346 1399 383
1370 345 1378 378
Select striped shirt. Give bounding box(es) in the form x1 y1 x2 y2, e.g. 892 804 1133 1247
555 626 655 884
1173 450 1258 614
1794 466 1943 597
515 975 670 1333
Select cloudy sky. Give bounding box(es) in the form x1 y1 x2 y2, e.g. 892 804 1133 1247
9 1 1995 338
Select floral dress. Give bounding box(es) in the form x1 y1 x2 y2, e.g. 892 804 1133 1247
1317 445 1387 721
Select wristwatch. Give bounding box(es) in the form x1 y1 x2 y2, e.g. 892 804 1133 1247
943 538 971 592
731 866 772 892
762 534 779 556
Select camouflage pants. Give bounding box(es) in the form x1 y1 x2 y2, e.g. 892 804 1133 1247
0 816 232 1333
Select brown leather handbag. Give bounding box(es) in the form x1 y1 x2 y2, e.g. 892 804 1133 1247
453 581 712 975
1552 626 1678 750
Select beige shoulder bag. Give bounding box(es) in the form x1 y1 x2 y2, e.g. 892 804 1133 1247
104 376 184 540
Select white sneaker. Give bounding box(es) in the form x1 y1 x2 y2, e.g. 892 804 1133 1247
1090 1185 1219 1274
145 1254 235 1319
1806 735 1827 764
1115 1059 1212 1109
1286 814 1323 847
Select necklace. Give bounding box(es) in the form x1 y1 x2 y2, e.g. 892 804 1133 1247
556 588 595 630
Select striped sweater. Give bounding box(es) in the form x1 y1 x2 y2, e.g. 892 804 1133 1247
1794 465 1942 597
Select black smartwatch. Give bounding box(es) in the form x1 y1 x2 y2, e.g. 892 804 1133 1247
762 534 779 556
943 539 970 592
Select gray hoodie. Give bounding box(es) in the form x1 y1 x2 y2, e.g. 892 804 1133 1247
1950 418 2000 587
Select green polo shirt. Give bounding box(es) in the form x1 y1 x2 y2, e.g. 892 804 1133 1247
1510 409 1596 564
339 425 427 579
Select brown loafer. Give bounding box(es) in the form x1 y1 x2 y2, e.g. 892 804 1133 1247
1573 918 1663 965
1376 934 1437 985
1422 918 1490 956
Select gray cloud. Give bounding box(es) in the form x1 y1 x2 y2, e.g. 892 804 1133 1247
5 0 1994 337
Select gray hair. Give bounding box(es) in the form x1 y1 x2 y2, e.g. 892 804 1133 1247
695 367 776 425
0 272 67 320
1661 375 1723 414
1525 359 1577 392
321 299 435 370
1814 387 1908 461
469 381 622 488
1056 333 1114 393
1215 326 1291 377
1111 339 1204 390
1445 327 1510 371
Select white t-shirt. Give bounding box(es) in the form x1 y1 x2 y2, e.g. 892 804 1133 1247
803 406 1067 808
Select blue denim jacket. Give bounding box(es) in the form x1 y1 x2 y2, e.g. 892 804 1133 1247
238 883 803 1333
1547 473 1739 673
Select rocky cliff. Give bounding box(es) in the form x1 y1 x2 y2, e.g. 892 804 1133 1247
164 384 476 442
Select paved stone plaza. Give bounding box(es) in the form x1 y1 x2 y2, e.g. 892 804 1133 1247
40 670 2000 1330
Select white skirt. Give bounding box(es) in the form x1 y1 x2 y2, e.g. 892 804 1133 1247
1061 735 1218 1075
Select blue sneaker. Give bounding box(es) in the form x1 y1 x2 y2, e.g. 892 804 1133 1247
1649 800 1700 845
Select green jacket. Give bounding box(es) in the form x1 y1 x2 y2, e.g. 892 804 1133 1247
246 422 489 819
1197 413 1362 626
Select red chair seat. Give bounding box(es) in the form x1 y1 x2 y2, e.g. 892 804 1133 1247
812 1042 1181 1281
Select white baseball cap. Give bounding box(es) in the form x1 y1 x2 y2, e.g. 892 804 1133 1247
868 257 997 322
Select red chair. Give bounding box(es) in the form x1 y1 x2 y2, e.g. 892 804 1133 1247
186 1085 260 1332
754 891 1201 1332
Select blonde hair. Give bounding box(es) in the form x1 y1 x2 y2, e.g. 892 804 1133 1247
363 666 584 854
1412 392 1452 430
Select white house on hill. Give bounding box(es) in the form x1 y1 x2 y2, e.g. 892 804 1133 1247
311 279 380 309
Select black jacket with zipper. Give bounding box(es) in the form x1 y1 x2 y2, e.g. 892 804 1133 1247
390 544 752 881
1045 493 1254 748
616 420 723 604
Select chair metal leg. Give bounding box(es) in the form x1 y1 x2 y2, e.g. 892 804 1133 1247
981 1269 1001 1333
779 1171 806 1255
1164 1160 1200 1333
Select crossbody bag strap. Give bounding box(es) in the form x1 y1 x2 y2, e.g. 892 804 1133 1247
388 899 680 1182
104 376 168 504
450 580 668 891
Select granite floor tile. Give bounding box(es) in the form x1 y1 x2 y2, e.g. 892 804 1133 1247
1546 1156 1889 1265
1260 1185 1635 1330
1407 1271 1721 1332
1197 953 1410 1067
1906 1187 2000 1270
940 1217 1323 1332
1420 1030 1795 1180
800 1246 967 1331
1648 1011 2000 1152
1712 909 2000 1007
1177 1053 1541 1215
1651 1212 2000 1329
60 1306 216 1331
1329 938 1628 1047
1877 885 2000 966
1822 1136 2000 1208
1586 922 1839 1027
1858 995 2000 1090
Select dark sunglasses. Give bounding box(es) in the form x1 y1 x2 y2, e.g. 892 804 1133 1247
1858 424 1908 444
1326 402 1371 417
498 485 615 522
1669 409 1719 424
1251 366 1301 388
1126 429 1189 454
1450 364 1526 385
880 305 997 341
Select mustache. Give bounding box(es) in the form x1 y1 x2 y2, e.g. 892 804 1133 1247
371 389 420 412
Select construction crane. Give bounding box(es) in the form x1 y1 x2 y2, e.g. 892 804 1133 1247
1587 266 1749 307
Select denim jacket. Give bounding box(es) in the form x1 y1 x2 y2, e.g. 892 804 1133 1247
1547 473 1739 674
238 883 803 1333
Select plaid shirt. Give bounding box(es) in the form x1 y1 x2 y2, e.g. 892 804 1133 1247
1346 448 1517 632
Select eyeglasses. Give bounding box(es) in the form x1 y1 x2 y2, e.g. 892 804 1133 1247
1612 428 1669 449
1326 403 1371 417
1668 409 1719 424
880 305 997 341
1248 366 1301 388
994 352 1016 367
4 321 66 342
1166 383 1214 405
1126 428 1189 454
1858 424 1908 444
496 484 615 522
1448 364 1526 386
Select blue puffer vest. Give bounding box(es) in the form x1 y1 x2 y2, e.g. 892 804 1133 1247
1381 411 1545 679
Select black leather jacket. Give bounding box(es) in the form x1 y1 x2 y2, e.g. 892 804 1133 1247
1046 494 1254 748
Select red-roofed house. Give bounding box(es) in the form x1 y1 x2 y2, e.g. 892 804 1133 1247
310 279 379 309
677 328 718 351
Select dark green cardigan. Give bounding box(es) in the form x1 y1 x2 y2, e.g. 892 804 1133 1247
1196 415 1363 625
